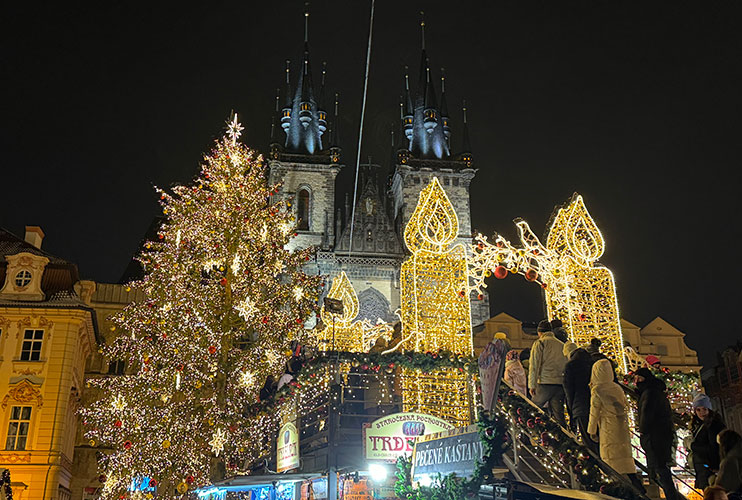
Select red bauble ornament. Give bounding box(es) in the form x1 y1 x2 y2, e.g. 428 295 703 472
186 475 195 484
494 266 508 279
114 420 122 428
296 318 303 324
525 269 538 282
477 294 484 300
149 479 158 487
527 418 535 429
124 440 132 449
261 316 269 324
220 277 228 286
578 313 587 321
458 290 466 297
208 345 217 354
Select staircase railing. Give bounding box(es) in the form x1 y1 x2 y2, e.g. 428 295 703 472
497 381 651 499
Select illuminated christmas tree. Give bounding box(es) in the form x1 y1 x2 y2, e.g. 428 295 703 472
80 115 321 498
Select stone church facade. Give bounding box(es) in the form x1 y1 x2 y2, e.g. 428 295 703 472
267 21 490 327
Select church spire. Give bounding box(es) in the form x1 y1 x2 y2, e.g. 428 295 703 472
276 5 336 156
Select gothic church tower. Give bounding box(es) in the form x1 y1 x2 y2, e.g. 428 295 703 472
268 9 342 252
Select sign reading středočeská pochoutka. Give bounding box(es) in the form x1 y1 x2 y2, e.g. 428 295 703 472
363 412 455 462
411 425 483 481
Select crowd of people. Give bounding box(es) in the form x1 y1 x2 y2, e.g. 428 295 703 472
501 319 742 500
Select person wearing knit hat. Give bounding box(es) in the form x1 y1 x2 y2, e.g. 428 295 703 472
563 341 598 452
551 318 569 343
690 393 726 488
645 355 661 368
529 319 568 427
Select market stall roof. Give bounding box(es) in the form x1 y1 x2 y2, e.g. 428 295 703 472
206 472 323 489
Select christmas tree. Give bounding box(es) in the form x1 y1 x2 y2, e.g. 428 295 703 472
81 115 321 497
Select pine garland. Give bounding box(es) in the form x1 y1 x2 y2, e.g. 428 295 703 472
393 412 509 500
246 350 478 417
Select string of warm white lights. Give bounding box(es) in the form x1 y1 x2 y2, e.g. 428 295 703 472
469 194 626 371
80 115 322 498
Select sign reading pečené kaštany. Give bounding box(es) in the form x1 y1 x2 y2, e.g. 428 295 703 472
411 425 483 481
363 412 455 462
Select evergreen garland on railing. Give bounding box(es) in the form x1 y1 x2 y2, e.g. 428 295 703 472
245 350 478 417
393 412 509 500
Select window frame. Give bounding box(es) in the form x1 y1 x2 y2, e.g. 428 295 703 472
14 269 32 288
296 187 312 231
5 405 32 451
20 329 44 361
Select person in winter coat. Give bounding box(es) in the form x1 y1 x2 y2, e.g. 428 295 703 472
690 393 726 489
704 486 729 500
588 359 644 491
551 319 569 343
529 320 568 427
563 342 597 452
504 350 527 396
714 429 742 497
634 367 679 500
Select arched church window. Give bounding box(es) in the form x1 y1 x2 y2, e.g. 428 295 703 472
297 188 310 231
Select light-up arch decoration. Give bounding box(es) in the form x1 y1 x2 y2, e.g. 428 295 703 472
315 271 393 353
399 177 474 427
469 194 627 372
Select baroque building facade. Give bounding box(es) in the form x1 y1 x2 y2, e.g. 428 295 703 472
0 227 98 500
267 17 489 327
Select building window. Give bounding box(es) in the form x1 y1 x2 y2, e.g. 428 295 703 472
107 360 126 375
5 406 31 450
297 189 310 231
14 270 32 287
655 344 668 356
20 329 44 361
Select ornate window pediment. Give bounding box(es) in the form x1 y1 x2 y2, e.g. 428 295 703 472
0 252 49 301
1 379 43 409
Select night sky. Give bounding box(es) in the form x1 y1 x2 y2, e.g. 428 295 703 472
3 1 741 367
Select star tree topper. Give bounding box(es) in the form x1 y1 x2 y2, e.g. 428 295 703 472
226 113 244 146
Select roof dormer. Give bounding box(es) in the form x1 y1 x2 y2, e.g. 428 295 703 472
0 252 50 301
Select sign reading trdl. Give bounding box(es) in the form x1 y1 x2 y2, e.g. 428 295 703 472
277 422 300 473
363 412 454 462
411 425 482 481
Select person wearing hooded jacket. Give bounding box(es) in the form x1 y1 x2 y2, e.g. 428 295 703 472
563 342 598 452
634 367 679 500
714 429 742 498
504 349 527 396
690 393 726 489
588 359 644 492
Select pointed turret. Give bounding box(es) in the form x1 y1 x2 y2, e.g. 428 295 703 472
404 13 450 160
281 60 292 134
459 100 473 165
317 62 328 138
440 69 450 146
402 68 414 142
329 93 341 163
278 6 333 156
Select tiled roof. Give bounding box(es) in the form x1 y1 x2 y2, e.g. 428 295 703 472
0 227 71 265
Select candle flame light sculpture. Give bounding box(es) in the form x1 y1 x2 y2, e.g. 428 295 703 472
315 271 392 352
469 194 626 371
399 177 474 426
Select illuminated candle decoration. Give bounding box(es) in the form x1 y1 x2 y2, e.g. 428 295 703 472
315 271 392 352
399 177 474 426
470 194 627 371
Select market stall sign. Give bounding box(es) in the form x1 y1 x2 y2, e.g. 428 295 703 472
363 412 455 462
277 421 300 473
411 425 482 481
